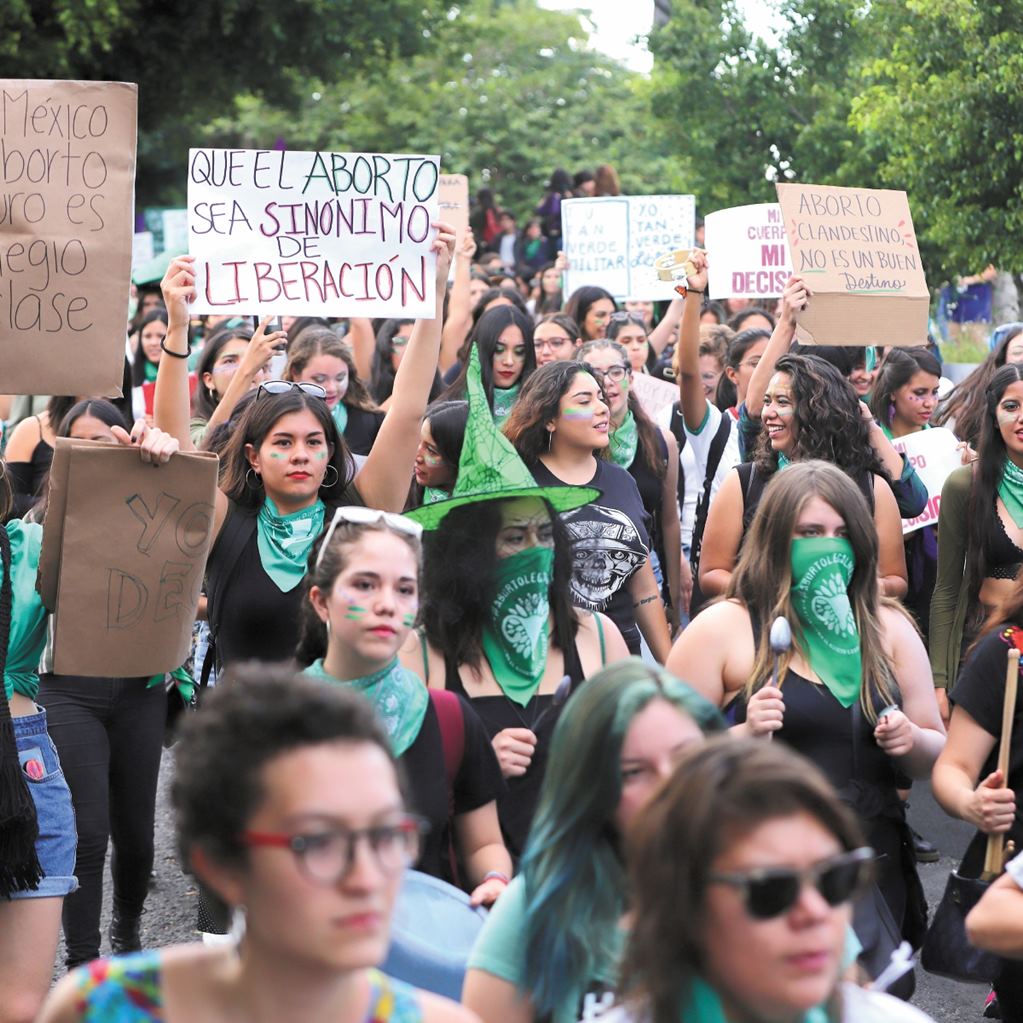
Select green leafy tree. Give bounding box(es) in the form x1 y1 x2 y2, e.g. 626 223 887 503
1 0 445 204
202 0 682 216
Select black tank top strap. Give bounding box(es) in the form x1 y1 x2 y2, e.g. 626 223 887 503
443 638 586 697
443 651 470 697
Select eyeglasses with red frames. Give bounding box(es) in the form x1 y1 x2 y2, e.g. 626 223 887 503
241 816 428 886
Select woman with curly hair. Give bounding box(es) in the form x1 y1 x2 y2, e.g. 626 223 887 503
934 322 1023 447
668 462 944 987
698 353 907 598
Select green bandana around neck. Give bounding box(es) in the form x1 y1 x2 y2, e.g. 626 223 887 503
492 382 521 426
481 545 554 706
331 401 349 436
682 976 830 1023
304 658 429 757
423 486 449 505
789 537 861 708
256 497 325 592
609 409 639 468
144 359 159 382
999 459 1023 529
776 452 793 470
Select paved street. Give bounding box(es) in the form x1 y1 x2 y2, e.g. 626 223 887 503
55 754 998 1022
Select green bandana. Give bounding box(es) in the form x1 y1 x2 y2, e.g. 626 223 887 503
609 409 639 468
492 383 520 426
999 459 1023 529
789 537 861 708
144 359 159 382
423 486 449 505
777 452 793 470
331 401 349 436
303 658 429 757
481 546 554 706
682 976 830 1023
256 497 325 592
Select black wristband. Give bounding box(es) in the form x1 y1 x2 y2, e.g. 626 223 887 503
160 337 191 359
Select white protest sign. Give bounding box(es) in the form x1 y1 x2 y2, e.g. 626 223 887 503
889 427 961 534
705 203 792 300
188 149 439 318
161 208 188 254
132 231 154 271
562 195 695 301
631 372 679 421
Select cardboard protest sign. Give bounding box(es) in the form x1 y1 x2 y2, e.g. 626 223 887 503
705 203 792 300
188 149 439 318
438 174 469 245
0 80 137 395
562 195 695 301
632 372 679 421
775 183 929 347
38 440 218 676
889 427 961 534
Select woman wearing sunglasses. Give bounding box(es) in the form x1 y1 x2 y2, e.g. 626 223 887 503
577 340 682 632
38 669 477 1023
152 227 453 670
463 660 722 1023
297 508 511 907
613 738 934 1023
667 461 944 987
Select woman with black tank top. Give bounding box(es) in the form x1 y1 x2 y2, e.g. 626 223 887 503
152 230 455 668
699 352 908 600
931 364 1023 723
668 461 944 988
577 340 681 631
402 346 629 859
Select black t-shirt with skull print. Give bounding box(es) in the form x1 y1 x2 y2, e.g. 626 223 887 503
531 459 651 654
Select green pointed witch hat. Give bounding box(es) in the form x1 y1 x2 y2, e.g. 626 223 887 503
405 344 601 530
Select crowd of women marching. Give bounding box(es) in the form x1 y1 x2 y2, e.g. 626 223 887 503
3 205 1023 1023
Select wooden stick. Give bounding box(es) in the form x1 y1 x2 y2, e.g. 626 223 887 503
983 647 1019 879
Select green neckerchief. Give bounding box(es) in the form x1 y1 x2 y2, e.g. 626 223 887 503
999 459 1023 529
331 401 349 436
777 452 792 470
143 360 159 383
424 486 449 505
609 409 639 468
492 383 521 426
880 421 929 442
789 537 861 708
481 546 553 706
683 976 830 1023
256 497 326 592
303 658 429 757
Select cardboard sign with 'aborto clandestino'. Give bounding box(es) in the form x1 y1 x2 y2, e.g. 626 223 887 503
775 183 929 347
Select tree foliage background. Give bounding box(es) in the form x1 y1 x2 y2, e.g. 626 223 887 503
3 0 1021 277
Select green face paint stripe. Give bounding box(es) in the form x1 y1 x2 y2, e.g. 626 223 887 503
268 452 286 459
563 406 593 420
402 613 416 626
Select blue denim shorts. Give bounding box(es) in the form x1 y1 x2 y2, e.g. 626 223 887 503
6 708 78 900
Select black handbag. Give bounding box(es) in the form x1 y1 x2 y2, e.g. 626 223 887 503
920 868 1002 983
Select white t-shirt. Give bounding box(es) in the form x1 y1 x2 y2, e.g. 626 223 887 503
596 982 936 1023
657 400 741 549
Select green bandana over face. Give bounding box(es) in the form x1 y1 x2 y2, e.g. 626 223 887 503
999 459 1023 529
481 546 554 705
492 382 521 426
331 401 348 436
609 409 639 468
303 657 429 757
789 537 861 708
256 497 325 592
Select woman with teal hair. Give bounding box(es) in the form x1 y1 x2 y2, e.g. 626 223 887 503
461 658 724 1023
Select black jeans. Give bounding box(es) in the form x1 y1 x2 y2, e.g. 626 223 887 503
38 673 166 965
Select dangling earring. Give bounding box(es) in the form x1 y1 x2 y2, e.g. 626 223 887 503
245 467 263 489
887 401 896 425
229 905 247 948
547 428 554 452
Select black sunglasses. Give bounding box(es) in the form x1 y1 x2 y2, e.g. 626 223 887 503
708 847 873 920
256 380 327 400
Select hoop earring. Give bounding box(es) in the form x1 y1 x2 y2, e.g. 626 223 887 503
322 464 340 488
245 467 263 489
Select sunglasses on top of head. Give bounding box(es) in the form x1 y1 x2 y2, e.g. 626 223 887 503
256 380 327 400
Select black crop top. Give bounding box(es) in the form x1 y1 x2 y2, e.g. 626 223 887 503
987 507 1023 580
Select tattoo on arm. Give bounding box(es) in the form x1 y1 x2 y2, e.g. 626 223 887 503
633 594 659 608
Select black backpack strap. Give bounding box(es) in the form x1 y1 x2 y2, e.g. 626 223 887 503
667 402 687 517
689 414 732 572
203 502 257 671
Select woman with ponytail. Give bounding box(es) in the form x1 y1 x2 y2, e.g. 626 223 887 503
297 508 509 906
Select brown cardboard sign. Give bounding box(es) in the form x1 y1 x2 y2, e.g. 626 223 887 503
438 173 469 248
775 183 929 347
0 80 138 395
38 440 218 676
